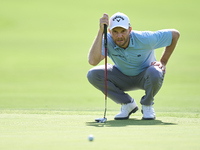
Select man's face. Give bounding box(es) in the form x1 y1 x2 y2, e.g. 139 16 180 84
110 27 131 49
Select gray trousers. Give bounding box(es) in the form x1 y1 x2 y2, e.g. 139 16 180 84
87 64 164 105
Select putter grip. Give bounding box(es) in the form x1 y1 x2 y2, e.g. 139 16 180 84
104 24 107 48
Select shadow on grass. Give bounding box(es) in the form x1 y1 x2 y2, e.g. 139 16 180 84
86 118 177 127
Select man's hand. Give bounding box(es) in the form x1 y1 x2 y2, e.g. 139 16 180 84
151 61 166 74
99 13 109 33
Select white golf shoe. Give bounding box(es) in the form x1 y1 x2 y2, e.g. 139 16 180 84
142 105 156 120
114 100 138 120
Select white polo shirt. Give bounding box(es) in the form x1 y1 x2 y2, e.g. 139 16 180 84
102 29 172 76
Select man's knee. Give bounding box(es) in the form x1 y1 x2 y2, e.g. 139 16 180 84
146 66 164 84
87 68 104 84
87 69 95 84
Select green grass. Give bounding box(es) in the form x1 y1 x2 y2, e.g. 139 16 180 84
0 110 200 150
0 0 200 149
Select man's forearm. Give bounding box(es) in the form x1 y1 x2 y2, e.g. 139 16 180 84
88 30 104 66
160 29 180 65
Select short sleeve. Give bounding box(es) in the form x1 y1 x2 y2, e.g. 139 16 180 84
149 29 172 49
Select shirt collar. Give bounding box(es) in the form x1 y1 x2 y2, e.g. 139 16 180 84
129 33 134 47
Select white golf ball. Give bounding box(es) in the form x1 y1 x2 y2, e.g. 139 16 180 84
88 134 94 141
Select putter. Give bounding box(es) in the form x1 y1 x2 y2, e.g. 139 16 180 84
95 24 108 123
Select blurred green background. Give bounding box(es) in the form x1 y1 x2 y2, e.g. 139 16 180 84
0 0 200 112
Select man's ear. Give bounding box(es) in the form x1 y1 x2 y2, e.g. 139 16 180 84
129 27 132 34
108 29 111 33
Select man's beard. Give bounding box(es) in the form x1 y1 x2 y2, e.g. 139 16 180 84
115 36 130 48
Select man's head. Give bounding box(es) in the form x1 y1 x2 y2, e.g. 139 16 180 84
109 12 132 49
109 12 131 30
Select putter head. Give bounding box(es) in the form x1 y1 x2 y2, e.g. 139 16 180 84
95 118 107 123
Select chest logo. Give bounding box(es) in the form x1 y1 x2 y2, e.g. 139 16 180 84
112 54 126 59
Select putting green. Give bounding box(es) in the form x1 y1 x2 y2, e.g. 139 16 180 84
0 110 200 150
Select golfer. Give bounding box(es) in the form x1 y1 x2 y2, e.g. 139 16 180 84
87 12 180 120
